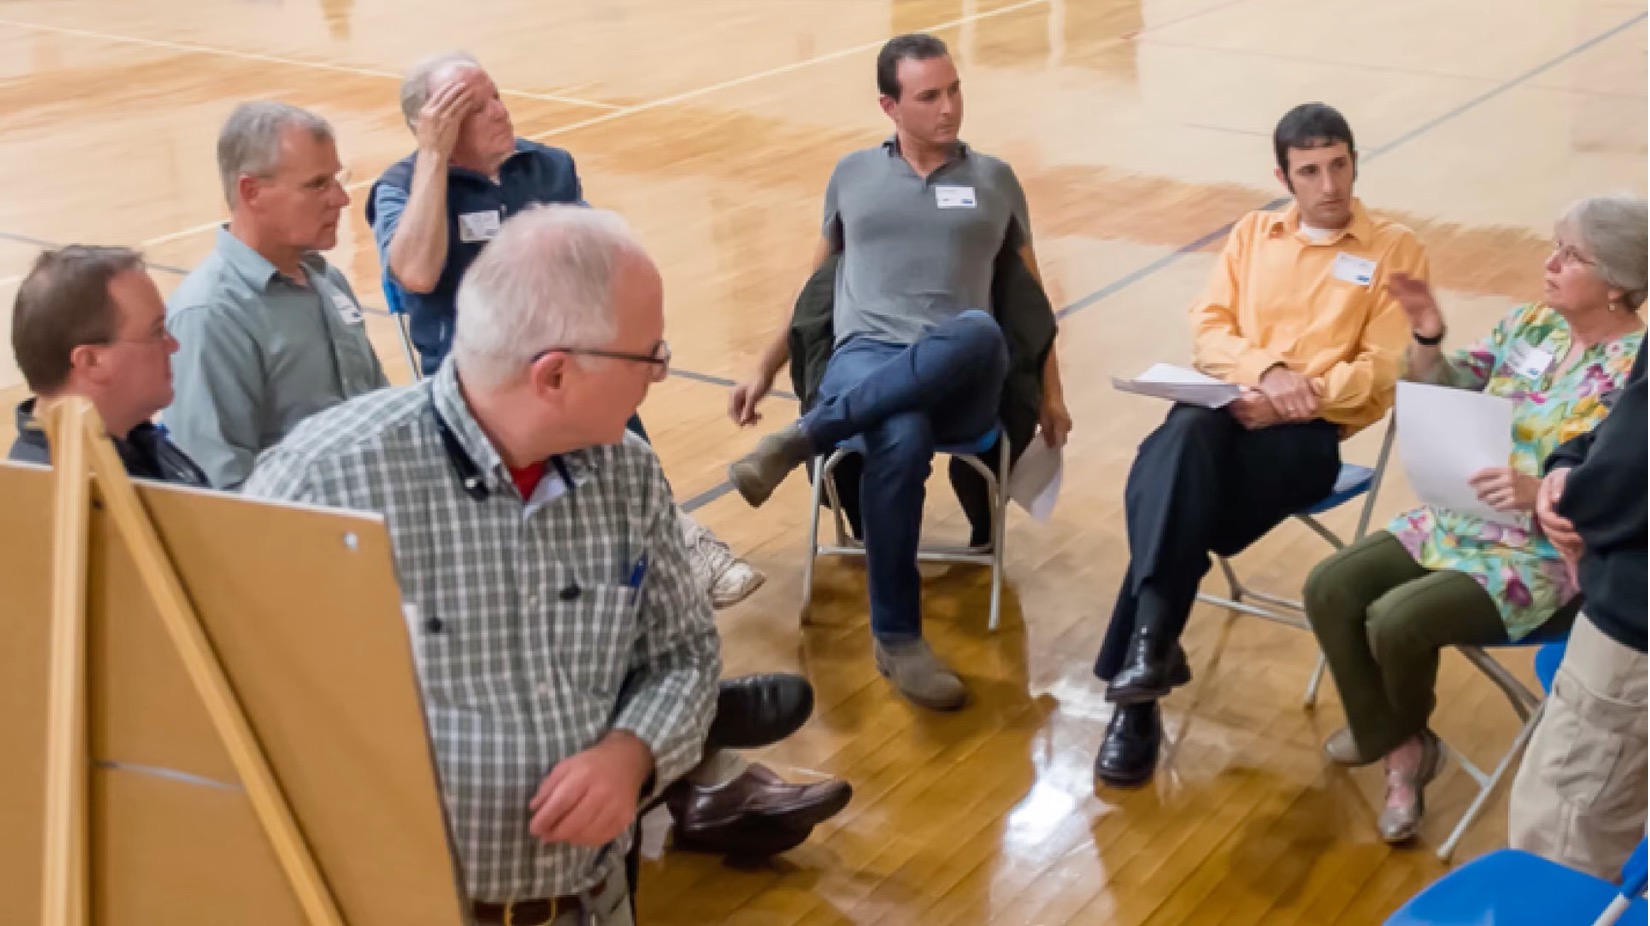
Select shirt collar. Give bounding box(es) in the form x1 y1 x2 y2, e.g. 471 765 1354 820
15 396 157 465
428 359 599 496
1266 198 1375 245
881 135 970 161
213 226 330 292
14 398 46 452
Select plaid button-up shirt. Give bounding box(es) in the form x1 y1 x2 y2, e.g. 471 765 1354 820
244 360 720 902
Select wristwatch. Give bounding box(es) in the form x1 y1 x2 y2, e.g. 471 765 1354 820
1412 328 1446 346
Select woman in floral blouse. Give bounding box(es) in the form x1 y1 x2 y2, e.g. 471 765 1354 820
1303 193 1647 844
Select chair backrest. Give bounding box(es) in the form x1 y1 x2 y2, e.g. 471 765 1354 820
1593 837 1650 926
1621 837 1649 898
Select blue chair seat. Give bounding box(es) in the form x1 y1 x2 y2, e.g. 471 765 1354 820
1301 463 1376 516
1533 640 1567 694
1386 848 1647 925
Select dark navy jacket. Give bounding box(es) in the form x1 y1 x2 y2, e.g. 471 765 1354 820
367 140 583 374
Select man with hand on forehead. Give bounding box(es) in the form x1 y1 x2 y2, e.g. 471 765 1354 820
368 52 850 861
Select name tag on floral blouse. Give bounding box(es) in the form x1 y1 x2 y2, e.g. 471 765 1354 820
1505 340 1554 379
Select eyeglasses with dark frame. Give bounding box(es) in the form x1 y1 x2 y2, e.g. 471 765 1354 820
531 339 671 382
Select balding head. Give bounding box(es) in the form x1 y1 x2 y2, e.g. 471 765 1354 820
400 51 482 130
453 206 656 388
451 205 665 455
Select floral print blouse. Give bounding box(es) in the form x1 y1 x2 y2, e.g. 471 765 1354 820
1388 303 1644 640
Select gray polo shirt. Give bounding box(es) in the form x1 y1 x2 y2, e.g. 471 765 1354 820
164 227 389 488
824 138 1030 347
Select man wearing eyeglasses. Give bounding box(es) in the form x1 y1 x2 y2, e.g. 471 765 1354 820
163 101 388 489
8 245 207 486
245 206 726 925
370 51 767 615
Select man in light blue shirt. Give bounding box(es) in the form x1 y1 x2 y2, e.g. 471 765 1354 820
165 101 387 488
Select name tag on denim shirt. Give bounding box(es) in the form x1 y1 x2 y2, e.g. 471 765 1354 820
458 209 502 243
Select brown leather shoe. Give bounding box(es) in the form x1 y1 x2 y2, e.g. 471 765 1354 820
665 763 852 856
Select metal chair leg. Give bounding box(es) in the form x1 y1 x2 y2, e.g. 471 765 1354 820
1437 704 1545 861
987 438 1009 633
1302 652 1328 708
800 456 825 625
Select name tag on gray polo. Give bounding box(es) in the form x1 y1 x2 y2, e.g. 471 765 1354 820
935 185 977 209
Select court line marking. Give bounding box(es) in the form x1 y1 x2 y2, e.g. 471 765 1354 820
682 8 1649 514
132 0 1050 249
0 17 621 111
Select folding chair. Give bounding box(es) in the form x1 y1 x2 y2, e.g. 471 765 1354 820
1386 834 1647 925
1435 631 1569 861
1196 417 1397 704
800 425 1010 632
381 274 423 381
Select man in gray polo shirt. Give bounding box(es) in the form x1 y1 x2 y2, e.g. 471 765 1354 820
726 33 1071 710
165 101 388 488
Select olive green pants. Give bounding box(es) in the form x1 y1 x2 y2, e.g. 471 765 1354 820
1304 532 1574 760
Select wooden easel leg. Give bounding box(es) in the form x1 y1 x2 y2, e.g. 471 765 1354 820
41 400 93 926
40 398 347 926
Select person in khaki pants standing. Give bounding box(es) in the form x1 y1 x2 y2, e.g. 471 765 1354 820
1513 335 1648 880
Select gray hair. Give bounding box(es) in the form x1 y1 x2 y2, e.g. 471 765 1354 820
1562 193 1649 310
217 101 334 207
452 206 644 388
400 51 481 130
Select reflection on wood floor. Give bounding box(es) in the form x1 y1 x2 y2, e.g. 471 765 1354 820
0 0 1643 921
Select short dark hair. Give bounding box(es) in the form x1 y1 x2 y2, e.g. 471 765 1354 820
1273 103 1356 173
876 33 950 99
12 246 145 394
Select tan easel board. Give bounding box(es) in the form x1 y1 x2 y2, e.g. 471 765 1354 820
0 459 467 925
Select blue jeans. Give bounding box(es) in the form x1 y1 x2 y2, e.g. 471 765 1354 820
804 309 1008 641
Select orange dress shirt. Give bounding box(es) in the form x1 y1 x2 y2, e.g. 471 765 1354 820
1190 198 1430 434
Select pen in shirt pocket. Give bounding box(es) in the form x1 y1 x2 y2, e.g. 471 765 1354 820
625 552 648 605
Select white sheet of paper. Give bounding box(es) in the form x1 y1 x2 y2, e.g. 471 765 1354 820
1111 363 1242 409
1008 439 1062 521
1395 381 1520 526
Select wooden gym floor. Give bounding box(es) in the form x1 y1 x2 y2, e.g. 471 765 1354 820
0 0 1644 922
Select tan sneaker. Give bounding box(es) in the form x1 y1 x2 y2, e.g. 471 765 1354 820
874 639 968 711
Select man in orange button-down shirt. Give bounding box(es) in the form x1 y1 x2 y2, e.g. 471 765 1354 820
1093 103 1430 787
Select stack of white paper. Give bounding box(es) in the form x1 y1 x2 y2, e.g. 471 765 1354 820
1395 381 1520 526
1008 440 1062 521
1111 363 1242 409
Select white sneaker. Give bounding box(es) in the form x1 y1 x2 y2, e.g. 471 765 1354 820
681 512 766 609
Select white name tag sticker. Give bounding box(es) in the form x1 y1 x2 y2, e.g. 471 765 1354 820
935 185 977 209
1506 340 1554 379
1331 252 1377 287
458 210 502 243
332 292 364 325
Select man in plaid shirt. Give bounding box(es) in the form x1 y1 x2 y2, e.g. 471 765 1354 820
246 206 718 924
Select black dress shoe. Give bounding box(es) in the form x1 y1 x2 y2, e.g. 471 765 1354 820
1094 702 1162 788
666 764 853 857
707 673 814 751
1105 636 1191 705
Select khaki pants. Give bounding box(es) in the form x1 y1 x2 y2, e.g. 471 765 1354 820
1510 614 1648 880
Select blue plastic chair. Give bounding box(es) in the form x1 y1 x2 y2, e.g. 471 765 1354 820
381 274 423 380
1196 417 1397 705
801 425 1010 632
1386 835 1648 925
